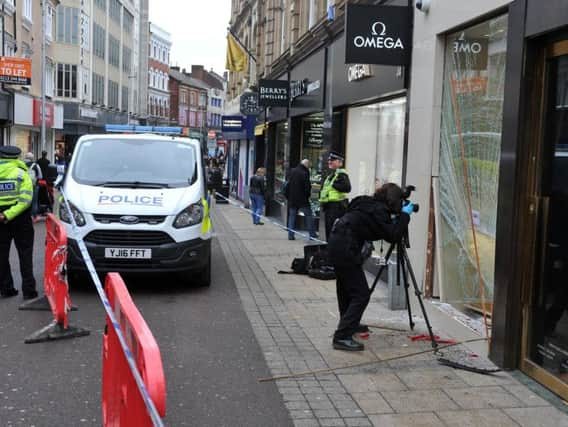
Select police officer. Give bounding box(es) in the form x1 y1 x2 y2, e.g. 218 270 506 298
327 183 415 351
319 151 351 240
0 146 38 299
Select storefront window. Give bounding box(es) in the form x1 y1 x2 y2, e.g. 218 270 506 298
438 15 508 310
273 121 289 205
300 113 324 216
346 98 405 198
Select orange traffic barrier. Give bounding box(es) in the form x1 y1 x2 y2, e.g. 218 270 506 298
21 214 90 343
102 273 166 426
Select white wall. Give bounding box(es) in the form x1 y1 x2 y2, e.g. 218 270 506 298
406 0 512 291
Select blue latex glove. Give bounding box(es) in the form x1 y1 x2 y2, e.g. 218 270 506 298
402 201 415 215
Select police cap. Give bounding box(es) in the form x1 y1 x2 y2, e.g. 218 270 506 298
0 145 21 159
328 150 344 162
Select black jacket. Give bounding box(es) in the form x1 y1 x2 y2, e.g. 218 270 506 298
207 167 223 191
249 174 265 197
286 164 311 208
328 196 410 266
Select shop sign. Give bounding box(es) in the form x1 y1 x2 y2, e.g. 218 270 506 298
258 79 289 107
222 115 244 132
453 77 488 95
306 80 320 94
0 57 32 85
80 106 98 119
240 91 260 115
453 33 488 70
348 64 373 82
290 80 307 100
32 100 54 127
344 5 411 66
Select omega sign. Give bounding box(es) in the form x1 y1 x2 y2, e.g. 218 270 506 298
345 5 411 66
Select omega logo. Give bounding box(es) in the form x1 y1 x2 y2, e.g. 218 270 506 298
353 21 404 50
453 33 483 54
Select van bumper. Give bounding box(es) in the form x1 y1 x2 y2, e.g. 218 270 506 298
66 237 211 274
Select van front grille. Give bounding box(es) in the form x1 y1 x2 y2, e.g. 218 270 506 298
84 230 174 246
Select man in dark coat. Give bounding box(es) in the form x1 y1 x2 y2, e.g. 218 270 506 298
286 159 316 240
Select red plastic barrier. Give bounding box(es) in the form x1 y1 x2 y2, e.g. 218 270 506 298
44 213 73 327
102 273 166 426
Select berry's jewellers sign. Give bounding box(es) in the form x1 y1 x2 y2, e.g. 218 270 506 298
345 5 411 66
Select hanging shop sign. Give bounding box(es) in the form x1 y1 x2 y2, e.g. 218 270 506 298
452 33 489 71
0 57 32 85
344 5 411 66
258 79 289 107
32 100 54 127
290 80 307 100
240 91 260 115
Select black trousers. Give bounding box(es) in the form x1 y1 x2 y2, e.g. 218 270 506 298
323 202 346 241
333 264 370 340
0 209 37 295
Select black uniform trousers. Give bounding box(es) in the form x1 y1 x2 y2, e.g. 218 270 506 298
322 201 347 241
328 223 370 340
0 208 37 295
334 264 370 340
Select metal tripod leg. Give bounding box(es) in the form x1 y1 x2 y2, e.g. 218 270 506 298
400 245 438 349
398 245 415 330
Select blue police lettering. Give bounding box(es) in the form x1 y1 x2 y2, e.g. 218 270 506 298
0 182 15 191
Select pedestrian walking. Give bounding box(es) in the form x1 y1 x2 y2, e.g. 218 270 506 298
0 146 38 300
327 183 415 351
36 150 50 179
23 152 43 222
249 167 266 225
207 159 223 196
319 151 351 240
286 159 316 240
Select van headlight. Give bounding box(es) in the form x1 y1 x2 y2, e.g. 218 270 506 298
173 201 204 228
59 202 86 227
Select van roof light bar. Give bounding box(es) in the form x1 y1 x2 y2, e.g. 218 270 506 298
105 124 183 135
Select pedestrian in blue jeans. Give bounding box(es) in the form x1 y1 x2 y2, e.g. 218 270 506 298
286 159 316 240
249 167 266 225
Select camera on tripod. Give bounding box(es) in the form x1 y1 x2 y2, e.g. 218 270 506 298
402 185 420 213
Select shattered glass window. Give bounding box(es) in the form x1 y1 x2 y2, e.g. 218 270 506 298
438 15 508 310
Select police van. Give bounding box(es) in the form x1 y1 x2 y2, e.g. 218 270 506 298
55 125 212 286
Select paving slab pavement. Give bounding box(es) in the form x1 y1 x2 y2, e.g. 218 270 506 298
212 202 568 427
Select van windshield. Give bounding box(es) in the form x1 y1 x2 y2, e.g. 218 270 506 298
72 138 198 188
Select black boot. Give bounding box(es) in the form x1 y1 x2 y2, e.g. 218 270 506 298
332 337 364 351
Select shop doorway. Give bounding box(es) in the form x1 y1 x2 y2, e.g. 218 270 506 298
521 39 568 400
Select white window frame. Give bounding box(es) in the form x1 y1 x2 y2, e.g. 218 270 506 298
23 0 33 27
45 4 54 43
45 61 55 97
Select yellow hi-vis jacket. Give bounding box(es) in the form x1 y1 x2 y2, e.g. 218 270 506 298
319 168 348 203
0 158 33 221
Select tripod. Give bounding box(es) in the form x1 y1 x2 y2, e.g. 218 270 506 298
369 235 438 349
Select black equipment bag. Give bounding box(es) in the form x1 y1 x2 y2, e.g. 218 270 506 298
304 244 336 280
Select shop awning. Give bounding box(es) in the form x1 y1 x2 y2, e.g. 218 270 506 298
254 123 267 136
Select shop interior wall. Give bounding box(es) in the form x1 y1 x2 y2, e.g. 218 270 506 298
405 0 512 297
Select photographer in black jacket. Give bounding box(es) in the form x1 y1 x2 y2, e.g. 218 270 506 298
328 183 416 351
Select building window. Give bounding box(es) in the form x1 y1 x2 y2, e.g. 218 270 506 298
199 93 206 107
108 80 119 109
56 64 77 98
46 5 54 42
56 6 79 45
92 73 104 105
124 11 133 33
93 24 105 59
273 121 290 205
109 36 120 68
122 86 128 111
46 62 54 97
437 15 508 309
109 0 121 24
23 0 32 25
94 0 106 10
308 0 318 29
190 92 195 106
122 47 132 73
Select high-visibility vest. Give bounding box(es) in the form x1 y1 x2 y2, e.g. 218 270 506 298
319 169 348 203
0 159 33 221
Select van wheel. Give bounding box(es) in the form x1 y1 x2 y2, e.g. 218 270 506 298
198 255 211 287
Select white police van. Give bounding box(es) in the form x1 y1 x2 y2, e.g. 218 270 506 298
55 125 212 286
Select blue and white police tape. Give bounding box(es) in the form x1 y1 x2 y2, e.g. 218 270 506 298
59 190 164 427
212 191 327 245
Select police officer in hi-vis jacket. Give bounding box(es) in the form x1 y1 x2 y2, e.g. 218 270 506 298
319 151 351 240
0 145 38 300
